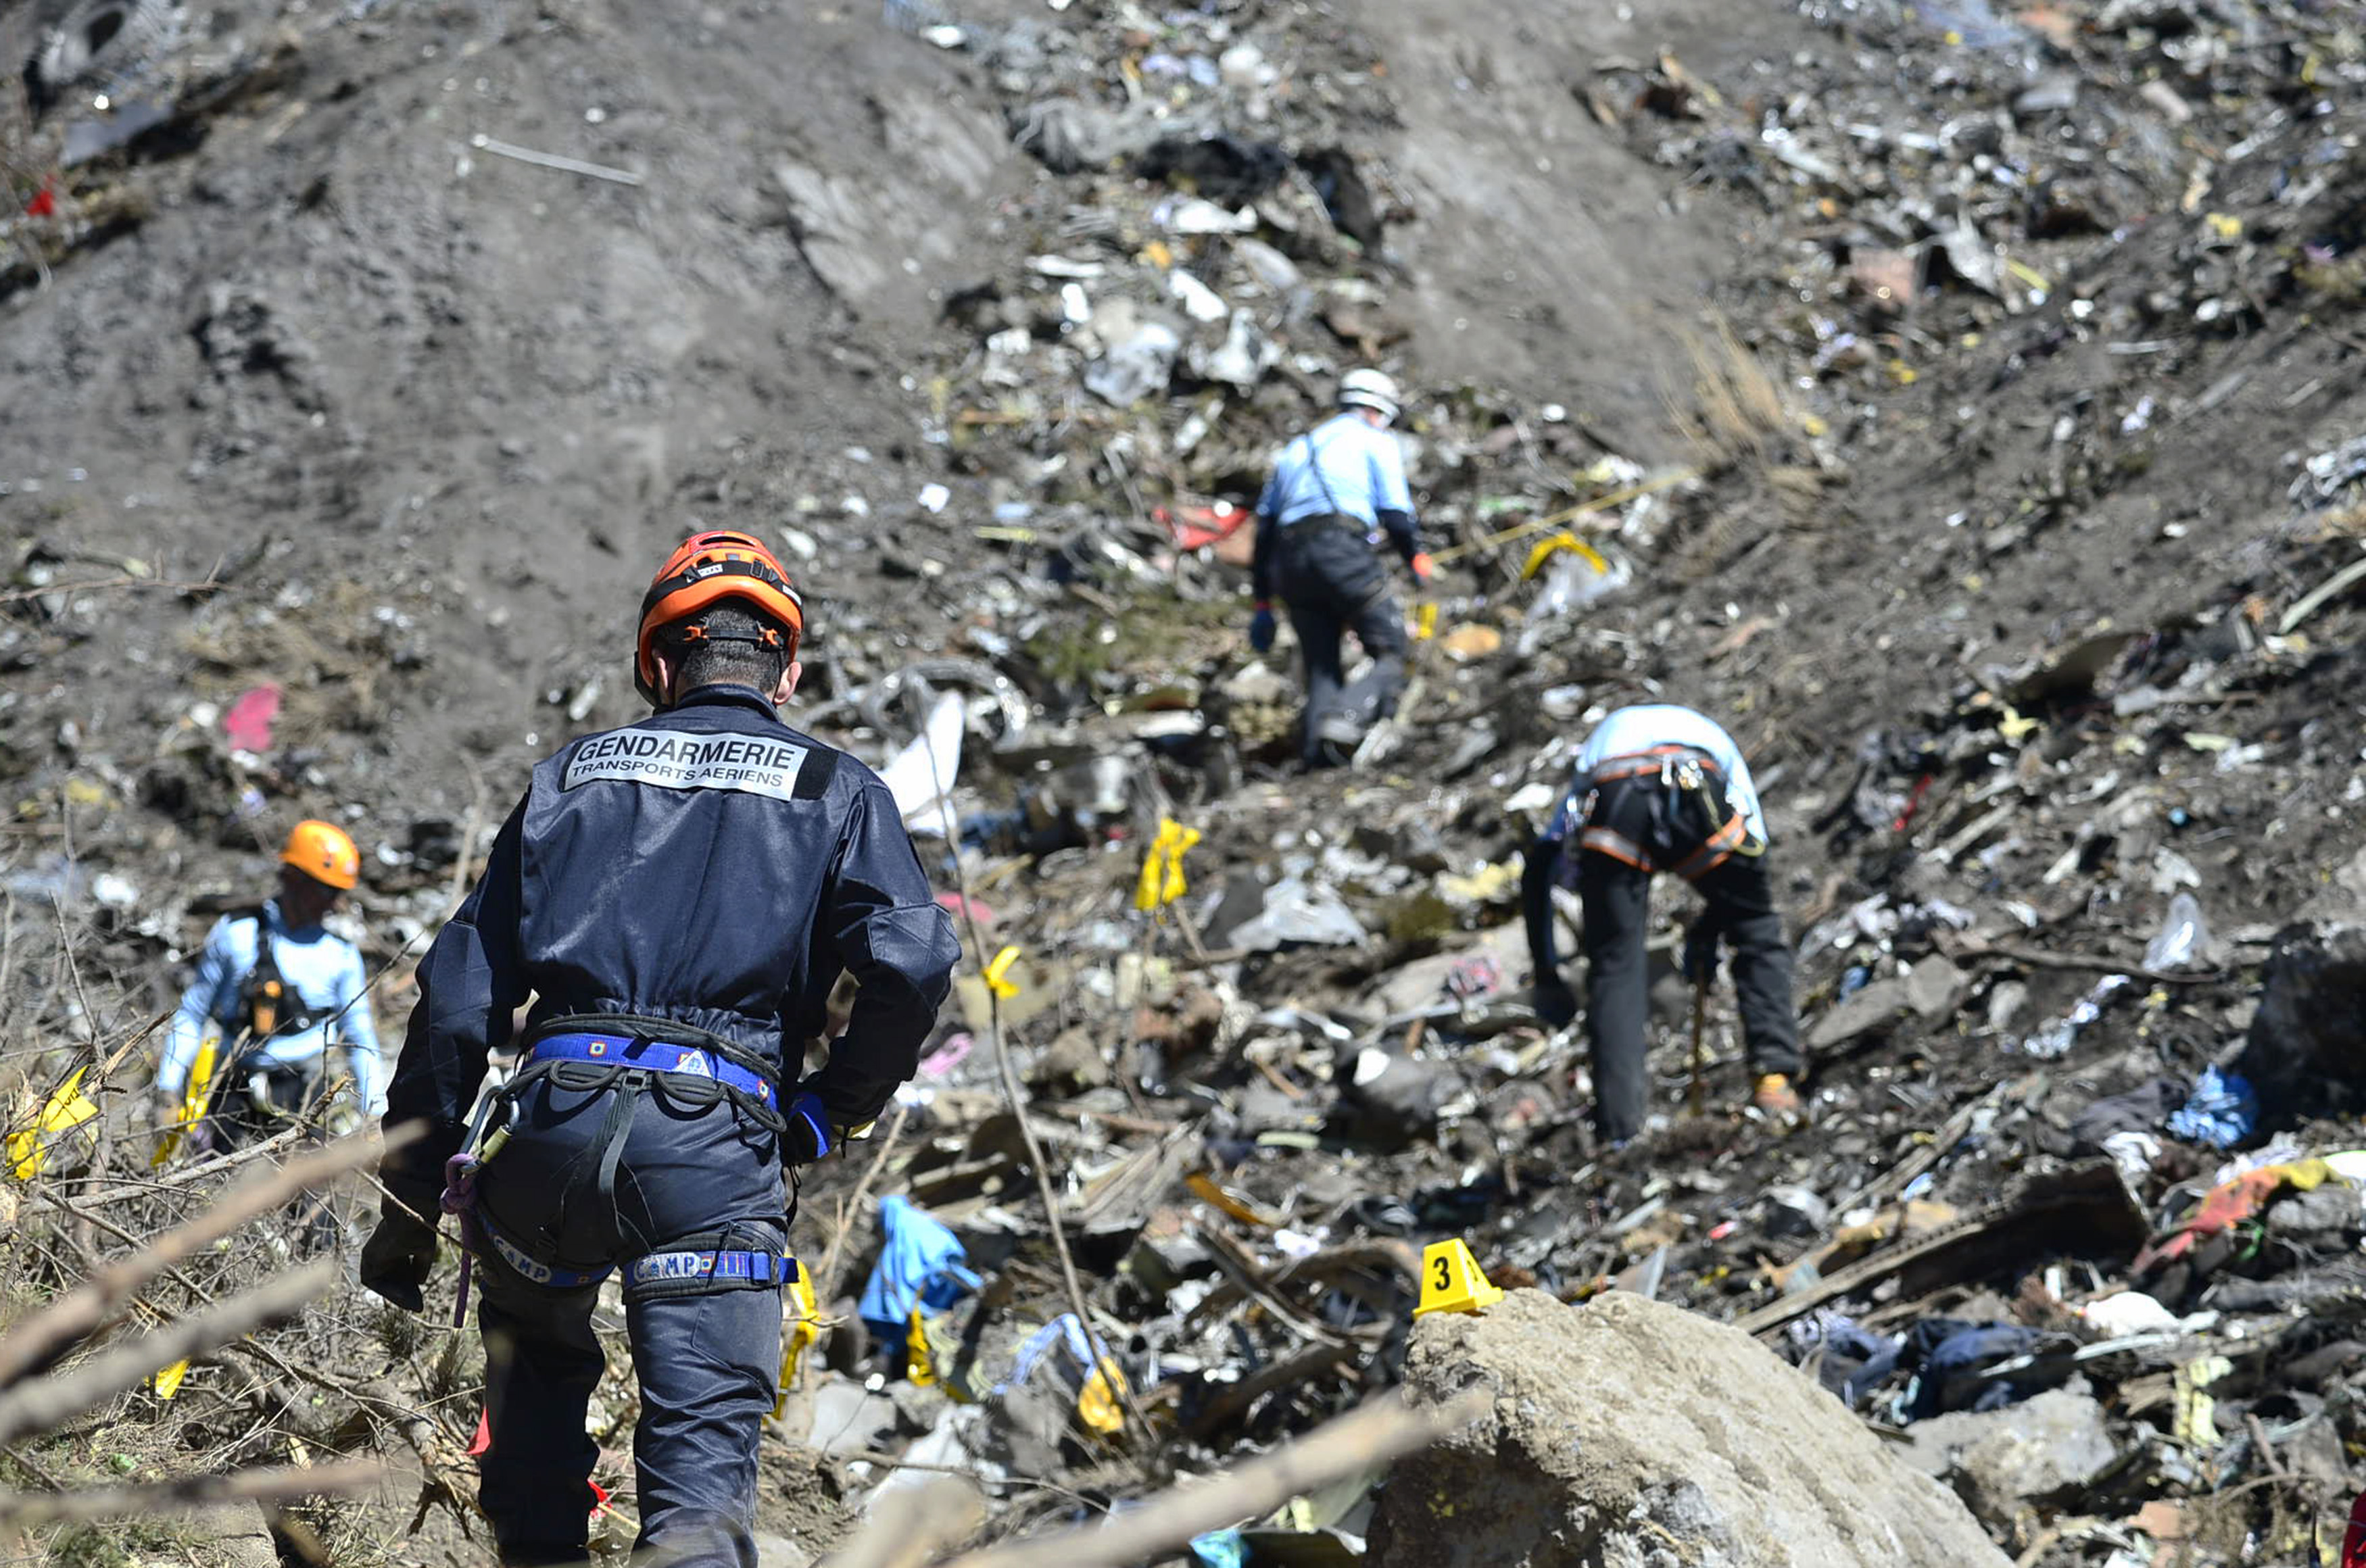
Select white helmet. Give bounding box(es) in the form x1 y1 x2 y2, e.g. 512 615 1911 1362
1338 368 1401 422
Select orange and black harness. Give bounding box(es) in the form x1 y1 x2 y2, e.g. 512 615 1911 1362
1573 746 1763 882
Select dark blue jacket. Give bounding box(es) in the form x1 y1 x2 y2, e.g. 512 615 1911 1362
382 684 960 1211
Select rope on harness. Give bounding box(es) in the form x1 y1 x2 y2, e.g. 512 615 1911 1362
438 1015 811 1302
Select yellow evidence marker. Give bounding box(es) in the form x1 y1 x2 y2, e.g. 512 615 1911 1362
1415 1238 1505 1319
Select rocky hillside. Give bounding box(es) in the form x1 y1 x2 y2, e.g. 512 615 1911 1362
6 0 2366 1563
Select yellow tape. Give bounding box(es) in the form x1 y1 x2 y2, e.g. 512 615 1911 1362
1432 470 1695 566
984 946 1023 999
1518 531 1611 583
1186 1171 1277 1227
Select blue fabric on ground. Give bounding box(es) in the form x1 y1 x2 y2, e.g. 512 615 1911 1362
857 1194 981 1341
2166 1064 2258 1149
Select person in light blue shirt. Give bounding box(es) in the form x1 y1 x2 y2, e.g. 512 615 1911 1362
1574 704 1769 843
1520 704 1803 1143
1247 369 1433 767
154 819 381 1148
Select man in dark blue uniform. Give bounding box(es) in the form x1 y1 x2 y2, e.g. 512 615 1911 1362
361 531 960 1568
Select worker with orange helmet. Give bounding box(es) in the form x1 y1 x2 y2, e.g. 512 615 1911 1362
154 818 379 1150
363 530 959 1568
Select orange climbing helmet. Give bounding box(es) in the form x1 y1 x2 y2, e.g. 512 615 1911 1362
633 530 806 705
281 819 360 891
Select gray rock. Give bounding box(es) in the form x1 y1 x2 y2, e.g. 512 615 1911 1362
1808 976 1912 1050
802 1380 901 1458
753 1530 811 1568
2268 1182 2364 1239
1898 1388 2116 1527
1370 1289 2011 1567
1906 955 1970 1019
185 1506 276 1568
2012 75 2080 115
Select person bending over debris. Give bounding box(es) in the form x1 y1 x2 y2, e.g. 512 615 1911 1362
1521 704 1805 1144
361 531 959 1568
153 819 380 1152
1249 368 1432 768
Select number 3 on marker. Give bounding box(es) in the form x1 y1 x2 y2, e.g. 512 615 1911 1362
1432 1254 1451 1291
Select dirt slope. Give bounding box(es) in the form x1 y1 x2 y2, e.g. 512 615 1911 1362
9 0 2366 1561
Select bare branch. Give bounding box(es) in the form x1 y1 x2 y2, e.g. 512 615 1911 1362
0 574 225 604
0 1127 416 1388
817 1101 910 1304
0 1459 383 1525
0 1261 335 1447
920 731 1150 1449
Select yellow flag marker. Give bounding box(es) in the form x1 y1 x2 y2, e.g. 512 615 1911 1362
153 1360 191 1400
1413 601 1439 641
1518 532 1610 583
9 1066 100 1182
1414 1238 1504 1319
984 946 1024 999
770 1263 822 1419
153 1034 220 1169
1133 818 1202 912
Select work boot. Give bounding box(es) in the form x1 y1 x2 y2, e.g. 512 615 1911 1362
1750 1073 1804 1124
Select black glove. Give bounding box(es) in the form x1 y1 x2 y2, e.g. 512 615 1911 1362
1249 605 1278 654
1532 979 1578 1029
360 1204 439 1313
781 1090 836 1165
1681 915 1723 985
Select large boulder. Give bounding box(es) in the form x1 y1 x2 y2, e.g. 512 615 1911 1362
1368 1289 2011 1568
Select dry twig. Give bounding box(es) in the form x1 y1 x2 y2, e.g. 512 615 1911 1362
0 1262 334 1447
0 1128 413 1388
0 1459 383 1525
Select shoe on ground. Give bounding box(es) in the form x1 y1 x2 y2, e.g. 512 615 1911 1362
1751 1073 1804 1121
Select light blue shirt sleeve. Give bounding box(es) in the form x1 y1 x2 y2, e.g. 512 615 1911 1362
1255 464 1284 521
1369 428 1413 517
335 950 383 1115
159 916 243 1098
1721 749 1768 844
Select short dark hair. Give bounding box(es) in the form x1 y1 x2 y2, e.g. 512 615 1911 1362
663 603 791 695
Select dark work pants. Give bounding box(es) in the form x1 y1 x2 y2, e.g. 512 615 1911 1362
1575 841 1802 1145
1275 518 1406 766
474 1079 787 1568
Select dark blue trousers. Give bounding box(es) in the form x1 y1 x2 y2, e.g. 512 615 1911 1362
1275 519 1407 766
473 1079 787 1568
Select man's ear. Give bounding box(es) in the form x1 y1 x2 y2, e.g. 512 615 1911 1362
773 660 803 706
651 649 679 706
